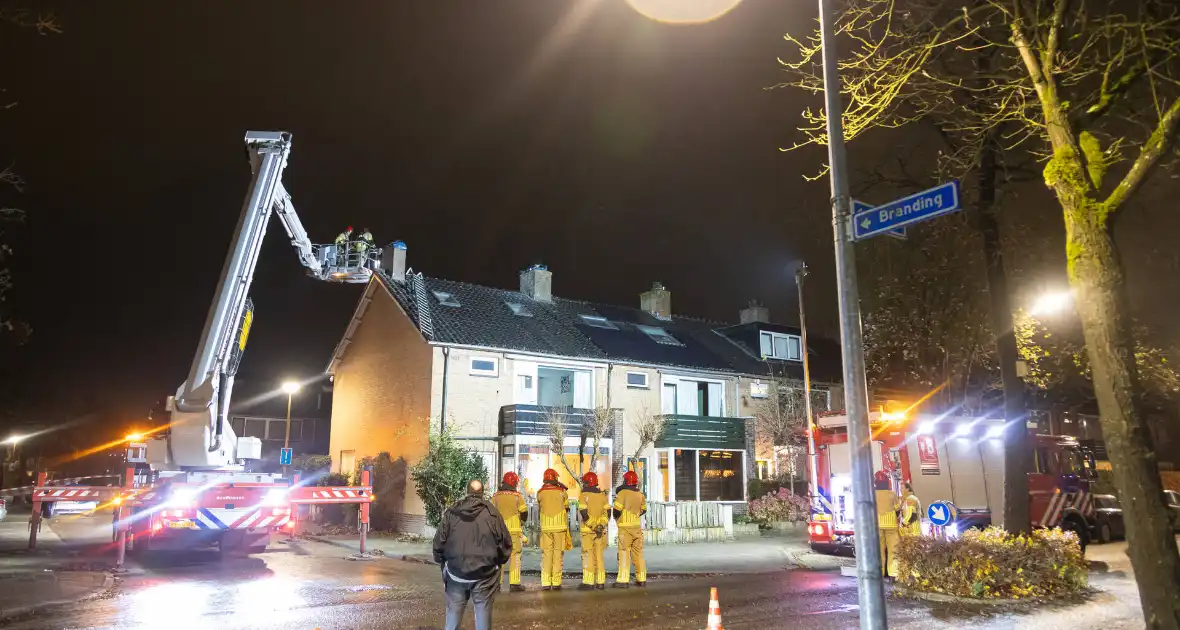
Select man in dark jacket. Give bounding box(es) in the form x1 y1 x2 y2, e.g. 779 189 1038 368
433 479 513 630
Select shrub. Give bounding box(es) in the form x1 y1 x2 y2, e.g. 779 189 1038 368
410 430 489 528
747 488 809 524
292 454 332 474
896 526 1088 600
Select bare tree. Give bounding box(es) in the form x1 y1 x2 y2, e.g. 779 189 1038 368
754 377 830 493
546 405 615 481
628 402 666 462
776 0 1180 623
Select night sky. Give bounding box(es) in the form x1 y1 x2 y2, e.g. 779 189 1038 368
1 1 1176 432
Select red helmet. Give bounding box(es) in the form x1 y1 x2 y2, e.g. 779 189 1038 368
543 468 559 482
873 470 891 490
623 470 639 486
581 472 598 487
346 225 353 231
502 472 519 487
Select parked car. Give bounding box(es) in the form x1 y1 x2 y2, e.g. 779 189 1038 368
1091 494 1125 543
1164 490 1180 530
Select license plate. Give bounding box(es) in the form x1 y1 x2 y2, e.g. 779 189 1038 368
167 519 195 529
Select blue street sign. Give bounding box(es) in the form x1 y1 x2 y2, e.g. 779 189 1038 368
852 181 961 241
853 200 907 239
927 500 957 527
279 447 293 466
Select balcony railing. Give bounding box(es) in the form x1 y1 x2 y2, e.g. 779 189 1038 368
655 414 746 450
499 404 617 437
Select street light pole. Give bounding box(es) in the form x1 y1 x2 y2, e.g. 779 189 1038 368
817 0 887 626
795 263 820 504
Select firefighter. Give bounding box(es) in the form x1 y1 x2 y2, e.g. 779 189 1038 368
874 471 900 578
613 469 647 588
536 468 570 591
492 471 529 592
897 481 921 538
577 471 609 590
355 227 374 256
334 226 352 266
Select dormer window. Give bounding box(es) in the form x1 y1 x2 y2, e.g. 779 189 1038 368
760 331 802 360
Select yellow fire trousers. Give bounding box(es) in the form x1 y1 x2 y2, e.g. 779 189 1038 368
879 527 900 578
500 533 522 586
580 532 607 585
540 531 567 587
616 527 646 583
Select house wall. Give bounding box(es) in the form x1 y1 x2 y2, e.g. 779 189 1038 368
329 287 433 533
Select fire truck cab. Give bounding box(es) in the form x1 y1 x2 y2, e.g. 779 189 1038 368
807 411 1098 555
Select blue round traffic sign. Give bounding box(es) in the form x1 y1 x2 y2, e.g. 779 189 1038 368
927 500 957 526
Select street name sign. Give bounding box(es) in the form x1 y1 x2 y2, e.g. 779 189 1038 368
853 200 906 240
852 181 961 241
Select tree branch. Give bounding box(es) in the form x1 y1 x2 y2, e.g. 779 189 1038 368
1042 0 1069 77
1103 96 1180 214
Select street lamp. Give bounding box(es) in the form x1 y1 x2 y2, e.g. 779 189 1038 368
624 0 744 24
3 435 25 445
1030 290 1073 316
795 262 820 505
281 381 300 475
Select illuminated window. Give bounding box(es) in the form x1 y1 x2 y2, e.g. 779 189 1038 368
759 331 802 360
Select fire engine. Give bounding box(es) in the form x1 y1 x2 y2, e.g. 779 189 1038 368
31 132 375 557
806 410 1099 555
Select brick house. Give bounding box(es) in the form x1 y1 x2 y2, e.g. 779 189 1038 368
326 243 842 533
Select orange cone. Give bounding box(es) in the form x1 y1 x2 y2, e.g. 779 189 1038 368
706 586 723 629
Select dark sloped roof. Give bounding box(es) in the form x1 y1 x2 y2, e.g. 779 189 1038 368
367 271 842 381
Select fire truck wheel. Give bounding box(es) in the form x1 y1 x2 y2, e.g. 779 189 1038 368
246 545 267 555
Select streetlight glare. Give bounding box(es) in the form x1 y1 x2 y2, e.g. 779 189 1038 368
126 433 144 442
2 435 25 445
1030 290 1073 316
624 0 743 24
281 381 301 395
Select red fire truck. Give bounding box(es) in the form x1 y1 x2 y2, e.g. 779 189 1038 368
806 411 1098 554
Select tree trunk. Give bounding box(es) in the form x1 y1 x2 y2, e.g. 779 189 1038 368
1063 193 1180 629
972 138 1031 533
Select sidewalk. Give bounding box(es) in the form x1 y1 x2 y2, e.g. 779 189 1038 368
306 533 811 575
0 513 114 620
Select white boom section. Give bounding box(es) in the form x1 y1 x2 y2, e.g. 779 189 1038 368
164 131 363 470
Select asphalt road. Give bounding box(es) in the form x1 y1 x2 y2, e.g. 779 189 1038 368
0 508 1160 630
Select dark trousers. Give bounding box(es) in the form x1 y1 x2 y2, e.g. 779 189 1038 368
444 569 499 630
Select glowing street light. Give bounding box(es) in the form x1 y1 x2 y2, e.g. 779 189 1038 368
1030 290 1073 316
126 433 144 442
2 435 25 445
281 381 301 395
624 0 744 24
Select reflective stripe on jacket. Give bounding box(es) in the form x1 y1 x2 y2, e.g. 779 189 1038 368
578 488 609 533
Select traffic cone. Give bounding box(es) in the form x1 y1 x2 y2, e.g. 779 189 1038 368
706 586 723 630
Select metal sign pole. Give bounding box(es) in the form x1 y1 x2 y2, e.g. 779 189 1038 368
797 263 821 504
817 0 887 626
28 471 46 550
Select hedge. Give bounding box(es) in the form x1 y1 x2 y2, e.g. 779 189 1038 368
896 526 1088 600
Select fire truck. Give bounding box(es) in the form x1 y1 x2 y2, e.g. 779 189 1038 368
31 132 376 557
806 410 1099 555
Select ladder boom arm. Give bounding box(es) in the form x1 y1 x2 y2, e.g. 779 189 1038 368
274 182 325 278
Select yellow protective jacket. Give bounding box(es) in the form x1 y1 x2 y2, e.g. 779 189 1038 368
613 485 646 530
491 488 528 534
536 482 569 533
898 492 921 535
578 487 609 534
875 489 899 529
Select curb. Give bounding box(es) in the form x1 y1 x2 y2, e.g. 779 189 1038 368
891 586 1079 608
0 571 115 621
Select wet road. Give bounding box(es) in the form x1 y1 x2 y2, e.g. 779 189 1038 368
0 509 1158 629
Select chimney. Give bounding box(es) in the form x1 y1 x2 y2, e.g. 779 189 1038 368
640 282 672 320
520 264 552 302
740 300 770 324
381 240 408 282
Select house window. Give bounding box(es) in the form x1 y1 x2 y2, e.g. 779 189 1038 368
470 357 499 376
750 381 769 399
506 302 532 317
637 324 682 346
432 291 461 307
339 450 356 475
698 450 743 501
674 448 696 501
626 372 649 389
244 418 267 440
759 331 802 360
579 314 618 330
230 416 246 436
